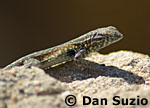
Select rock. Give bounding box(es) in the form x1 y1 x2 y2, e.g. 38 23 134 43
0 51 150 108
0 67 71 108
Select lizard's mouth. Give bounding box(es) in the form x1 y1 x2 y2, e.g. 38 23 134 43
109 31 123 44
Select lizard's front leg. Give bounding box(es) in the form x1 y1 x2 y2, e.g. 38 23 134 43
74 49 89 60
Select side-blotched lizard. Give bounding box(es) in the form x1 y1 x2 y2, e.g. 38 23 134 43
3 26 123 70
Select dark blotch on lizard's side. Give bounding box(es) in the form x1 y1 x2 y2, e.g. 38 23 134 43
66 49 76 57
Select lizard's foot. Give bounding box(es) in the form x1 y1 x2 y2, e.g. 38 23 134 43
23 58 41 68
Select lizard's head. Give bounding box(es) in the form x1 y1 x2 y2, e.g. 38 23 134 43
68 26 123 60
87 26 123 52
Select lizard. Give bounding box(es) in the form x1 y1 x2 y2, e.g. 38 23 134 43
3 26 123 70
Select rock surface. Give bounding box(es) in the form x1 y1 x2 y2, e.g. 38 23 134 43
0 51 150 108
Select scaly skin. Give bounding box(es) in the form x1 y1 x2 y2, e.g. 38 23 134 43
3 26 123 70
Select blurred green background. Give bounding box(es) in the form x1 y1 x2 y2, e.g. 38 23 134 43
0 0 149 67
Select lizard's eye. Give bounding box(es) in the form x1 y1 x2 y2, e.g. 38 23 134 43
67 49 76 57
